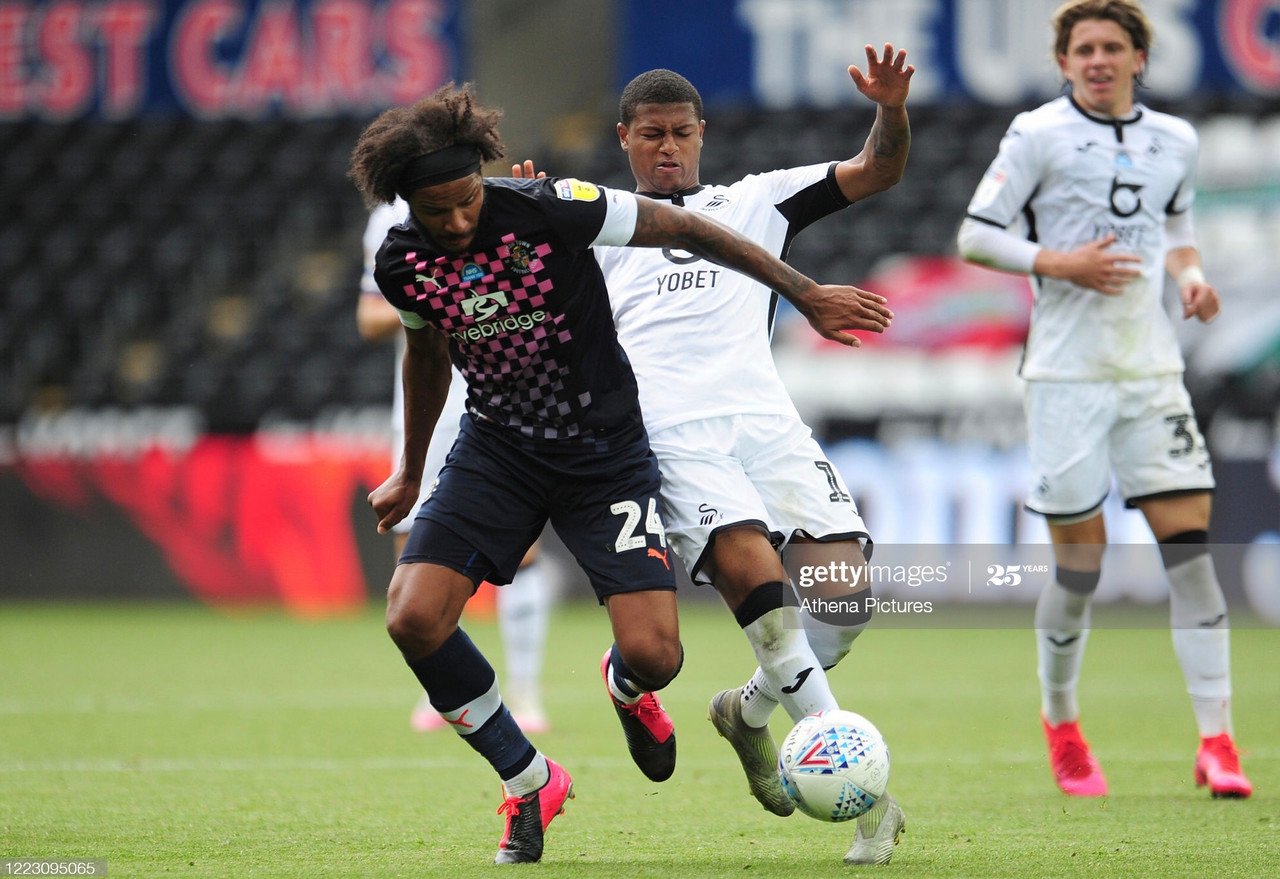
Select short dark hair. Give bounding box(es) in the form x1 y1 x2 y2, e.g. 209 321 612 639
349 82 506 206
618 69 703 125
1052 0 1153 60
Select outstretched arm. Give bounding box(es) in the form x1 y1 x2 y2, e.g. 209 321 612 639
834 43 914 203
516 168 891 342
628 197 892 346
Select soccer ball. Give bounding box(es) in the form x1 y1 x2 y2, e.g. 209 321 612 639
777 709 890 822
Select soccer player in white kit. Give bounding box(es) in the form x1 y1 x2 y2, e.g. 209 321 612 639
957 0 1251 799
541 45 914 865
357 199 552 735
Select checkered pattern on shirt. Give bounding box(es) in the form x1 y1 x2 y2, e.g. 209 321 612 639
402 233 592 440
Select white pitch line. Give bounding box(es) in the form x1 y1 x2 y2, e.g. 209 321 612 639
0 690 411 716
0 756 635 773
3 749 1272 774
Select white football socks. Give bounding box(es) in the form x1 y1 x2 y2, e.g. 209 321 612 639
604 652 644 706
1166 552 1233 737
502 752 550 797
739 667 780 728
499 558 550 700
739 605 838 725
1034 578 1093 726
801 609 867 670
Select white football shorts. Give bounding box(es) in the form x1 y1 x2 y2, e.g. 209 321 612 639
391 377 469 535
1023 375 1215 518
648 414 870 586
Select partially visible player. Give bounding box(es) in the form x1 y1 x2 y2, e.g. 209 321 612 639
357 198 551 734
516 44 913 865
350 82 893 865
957 0 1251 799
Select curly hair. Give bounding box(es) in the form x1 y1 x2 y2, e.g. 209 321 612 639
619 69 703 126
349 82 506 206
1052 0 1153 72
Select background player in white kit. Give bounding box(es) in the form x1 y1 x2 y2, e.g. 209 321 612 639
521 44 913 865
957 0 1251 799
357 198 551 734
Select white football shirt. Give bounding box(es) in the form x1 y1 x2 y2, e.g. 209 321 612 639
966 95 1199 381
360 198 467 485
596 163 850 434
360 199 416 444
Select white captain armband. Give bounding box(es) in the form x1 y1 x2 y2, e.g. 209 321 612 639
957 216 1040 275
591 188 639 248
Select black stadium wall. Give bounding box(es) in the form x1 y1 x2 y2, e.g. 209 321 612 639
3 0 1279 618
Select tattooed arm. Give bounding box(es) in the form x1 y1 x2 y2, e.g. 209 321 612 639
628 196 892 346
834 43 914 202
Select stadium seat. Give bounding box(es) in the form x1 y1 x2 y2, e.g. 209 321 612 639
1197 114 1261 186
1 100 1276 433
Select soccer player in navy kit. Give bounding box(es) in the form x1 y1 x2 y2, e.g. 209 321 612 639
958 0 1251 800
348 83 895 865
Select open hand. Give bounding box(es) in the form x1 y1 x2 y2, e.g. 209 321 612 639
849 43 914 108
1058 234 1141 296
511 159 546 179
798 284 894 347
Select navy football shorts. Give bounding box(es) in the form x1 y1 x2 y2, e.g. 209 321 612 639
401 416 676 603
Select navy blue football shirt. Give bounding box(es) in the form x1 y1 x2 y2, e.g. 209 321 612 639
374 177 643 444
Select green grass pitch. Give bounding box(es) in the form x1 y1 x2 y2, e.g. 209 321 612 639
1 601 1276 877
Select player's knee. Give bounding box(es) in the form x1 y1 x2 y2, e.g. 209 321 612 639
616 639 684 692
801 588 869 670
840 583 875 627
645 641 684 691
731 581 786 628
385 587 454 658
791 574 873 630
385 564 472 657
1158 529 1209 568
386 603 448 657
1056 567 1101 596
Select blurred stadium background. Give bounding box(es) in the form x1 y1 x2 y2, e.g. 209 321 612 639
1 0 1278 617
